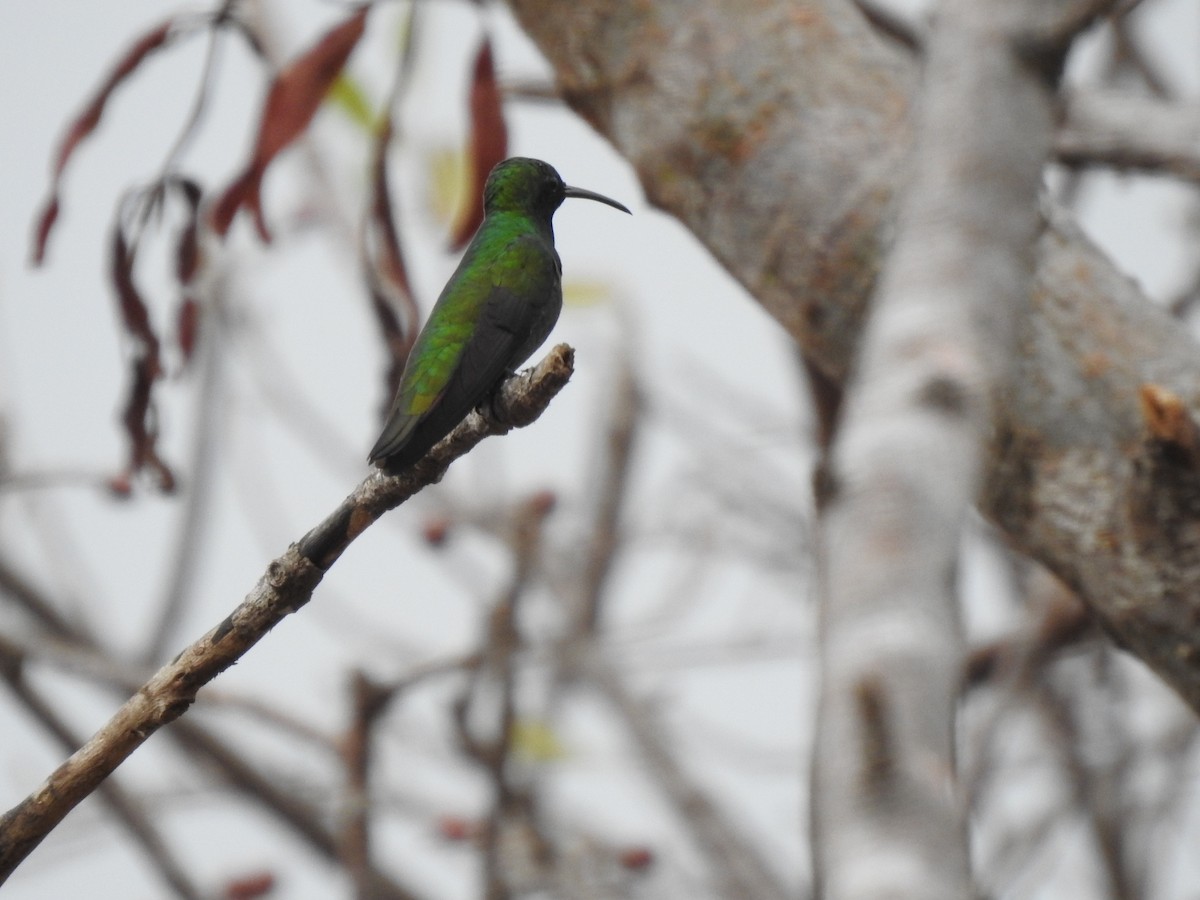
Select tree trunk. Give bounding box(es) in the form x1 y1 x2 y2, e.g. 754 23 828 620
504 0 1200 715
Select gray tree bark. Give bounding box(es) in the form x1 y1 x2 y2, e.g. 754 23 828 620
812 0 1063 895
504 0 1200 716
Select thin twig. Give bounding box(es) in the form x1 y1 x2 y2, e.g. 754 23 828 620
0 644 202 899
0 345 574 884
340 672 387 899
166 717 418 899
0 552 86 641
593 662 793 900
142 238 231 663
1056 90 1200 184
1033 675 1137 900
158 1 239 178
576 359 640 635
454 494 555 900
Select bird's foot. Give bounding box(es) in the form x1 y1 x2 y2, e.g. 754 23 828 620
479 372 518 425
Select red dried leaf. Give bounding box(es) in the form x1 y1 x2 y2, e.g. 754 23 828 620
367 283 408 407
208 169 259 240
107 472 134 499
618 846 655 871
121 356 154 470
173 177 204 284
422 515 453 548
527 489 557 517
111 227 161 364
448 38 509 251
364 112 419 401
151 459 177 492
171 178 204 367
436 815 481 842
176 296 200 364
119 354 175 493
110 210 175 491
111 225 161 363
31 20 175 264
210 6 369 239
369 117 413 303
224 871 277 899
31 198 60 267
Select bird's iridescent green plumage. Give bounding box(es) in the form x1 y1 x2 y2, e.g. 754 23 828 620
368 157 629 471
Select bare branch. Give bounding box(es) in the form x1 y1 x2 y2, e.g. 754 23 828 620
575 360 641 635
1033 678 1138 899
964 573 1091 689
142 246 230 663
0 345 574 884
0 643 202 900
1057 89 1200 183
455 493 555 899
339 671 389 900
850 0 923 52
165 717 422 898
593 663 792 900
0 571 413 894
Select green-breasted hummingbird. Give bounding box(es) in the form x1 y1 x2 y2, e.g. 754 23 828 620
368 157 630 472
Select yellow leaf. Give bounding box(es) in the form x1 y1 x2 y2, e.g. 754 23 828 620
563 279 615 308
510 718 568 762
327 72 376 132
428 148 468 228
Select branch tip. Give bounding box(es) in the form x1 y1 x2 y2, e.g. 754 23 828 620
1139 382 1200 466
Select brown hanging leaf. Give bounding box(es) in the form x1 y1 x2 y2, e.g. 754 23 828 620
173 177 204 285
210 6 369 240
111 222 161 369
31 20 176 264
223 871 277 900
172 178 204 366
364 112 419 402
369 117 413 303
109 206 174 492
448 36 509 251
117 355 176 493
176 297 200 366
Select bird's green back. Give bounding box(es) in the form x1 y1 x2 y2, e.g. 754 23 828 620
390 211 560 421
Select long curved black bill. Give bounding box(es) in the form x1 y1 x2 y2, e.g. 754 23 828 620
564 185 632 214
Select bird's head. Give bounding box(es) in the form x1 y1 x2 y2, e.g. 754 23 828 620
483 157 630 219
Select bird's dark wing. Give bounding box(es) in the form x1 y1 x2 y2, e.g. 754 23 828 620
367 288 532 470
368 232 560 470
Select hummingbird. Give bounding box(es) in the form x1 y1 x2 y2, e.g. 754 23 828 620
369 157 630 472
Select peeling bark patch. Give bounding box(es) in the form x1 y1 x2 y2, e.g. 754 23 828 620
804 299 827 332
211 614 236 645
981 422 1039 535
813 459 840 511
162 696 194 720
297 506 354 570
1139 383 1200 468
697 103 776 165
1013 31 1070 91
346 507 374 544
1080 351 1110 379
1129 389 1200 539
798 207 887 379
855 675 894 795
918 375 969 417
804 354 844 450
